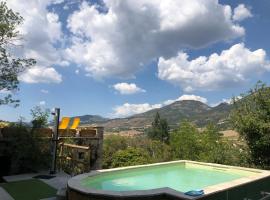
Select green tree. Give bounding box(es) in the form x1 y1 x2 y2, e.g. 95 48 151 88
111 147 150 168
102 135 128 168
170 121 202 160
4 123 50 174
169 121 248 166
146 112 170 143
0 1 35 106
128 136 173 163
231 81 270 168
30 106 50 128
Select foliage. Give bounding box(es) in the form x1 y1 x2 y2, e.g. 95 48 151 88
128 136 172 163
231 81 270 168
170 121 202 160
30 106 50 128
146 112 170 143
111 147 150 168
170 121 249 166
102 135 172 168
4 123 50 174
0 1 35 106
102 135 128 168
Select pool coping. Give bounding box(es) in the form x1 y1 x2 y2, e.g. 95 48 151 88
68 160 270 199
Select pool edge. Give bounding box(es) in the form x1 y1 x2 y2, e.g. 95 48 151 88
67 160 270 199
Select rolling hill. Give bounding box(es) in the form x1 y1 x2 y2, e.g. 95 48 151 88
75 100 233 131
70 115 109 125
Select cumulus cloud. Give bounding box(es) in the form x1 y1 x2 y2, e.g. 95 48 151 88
210 96 242 107
112 103 162 118
233 4 252 21
66 0 246 79
158 43 270 91
112 94 207 117
19 66 62 84
164 94 208 105
113 83 146 95
7 0 64 84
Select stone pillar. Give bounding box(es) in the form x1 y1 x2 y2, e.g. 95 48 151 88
91 126 104 170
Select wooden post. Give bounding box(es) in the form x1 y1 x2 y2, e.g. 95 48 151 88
50 108 60 174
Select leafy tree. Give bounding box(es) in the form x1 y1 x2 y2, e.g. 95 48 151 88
30 106 50 128
146 112 170 143
111 147 150 168
170 121 202 160
4 123 50 174
0 1 35 106
170 121 248 166
128 136 173 163
102 135 128 168
231 81 270 168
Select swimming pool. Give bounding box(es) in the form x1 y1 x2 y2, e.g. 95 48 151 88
68 160 270 200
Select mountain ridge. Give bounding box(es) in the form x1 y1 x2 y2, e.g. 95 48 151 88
74 100 232 131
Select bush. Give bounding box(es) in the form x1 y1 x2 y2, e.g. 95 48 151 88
231 82 270 168
170 121 249 166
128 136 172 163
4 123 51 174
111 147 150 168
102 135 128 168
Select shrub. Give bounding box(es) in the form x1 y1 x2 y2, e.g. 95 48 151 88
4 123 51 174
111 147 150 168
170 121 249 166
231 82 270 168
102 135 128 168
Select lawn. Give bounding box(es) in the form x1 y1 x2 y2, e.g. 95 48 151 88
0 179 56 200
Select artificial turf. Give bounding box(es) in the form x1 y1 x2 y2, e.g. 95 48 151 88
0 179 56 200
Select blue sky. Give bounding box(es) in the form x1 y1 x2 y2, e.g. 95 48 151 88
1 0 270 122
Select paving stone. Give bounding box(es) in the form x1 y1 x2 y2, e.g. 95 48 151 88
0 187 14 200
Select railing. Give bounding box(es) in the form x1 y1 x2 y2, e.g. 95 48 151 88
58 142 91 175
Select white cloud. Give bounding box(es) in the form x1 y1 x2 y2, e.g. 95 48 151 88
210 96 242 107
112 94 207 117
59 60 70 67
178 95 207 103
112 103 162 118
66 0 246 79
41 89 49 94
113 83 146 95
158 43 270 91
39 101 46 106
233 4 252 21
75 69 80 74
19 66 62 84
7 0 65 84
210 98 232 107
164 95 208 105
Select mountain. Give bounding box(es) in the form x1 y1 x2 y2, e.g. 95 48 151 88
71 115 109 125
75 100 232 131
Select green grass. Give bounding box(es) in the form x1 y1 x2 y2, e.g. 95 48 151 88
0 179 56 200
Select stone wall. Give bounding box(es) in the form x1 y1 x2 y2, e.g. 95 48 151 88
0 126 104 175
